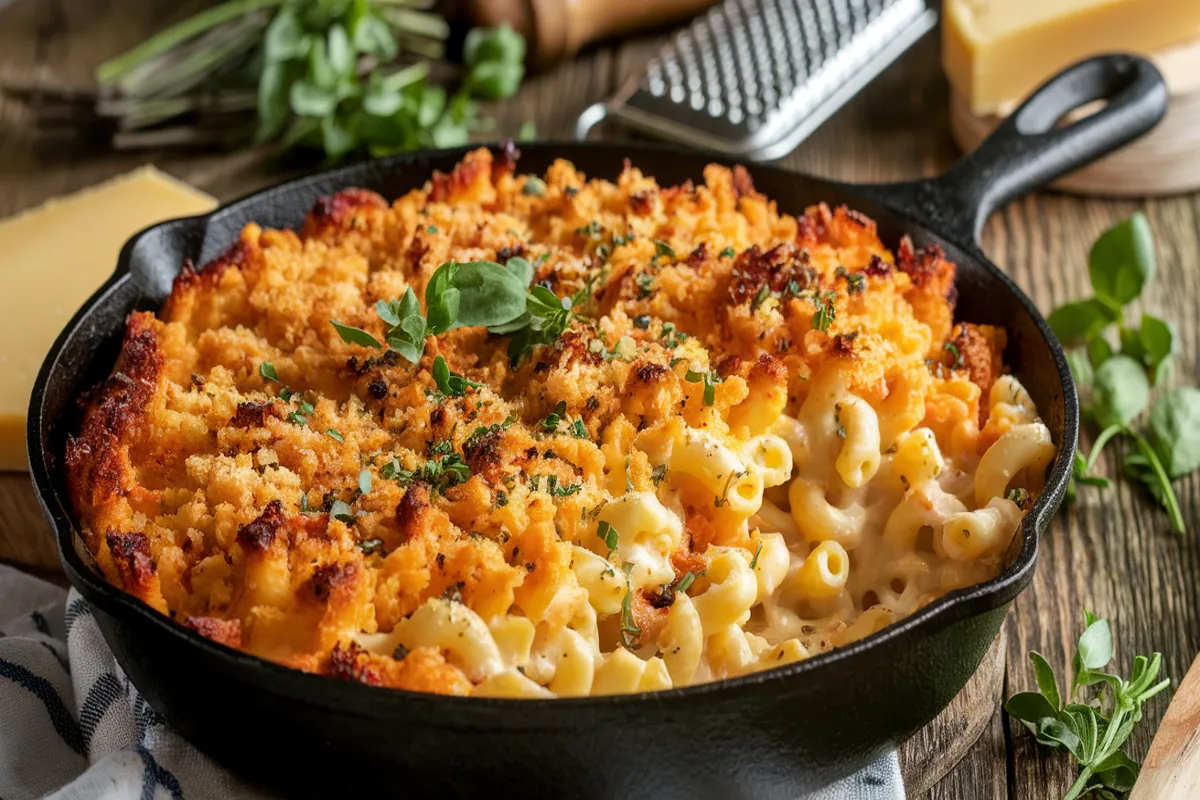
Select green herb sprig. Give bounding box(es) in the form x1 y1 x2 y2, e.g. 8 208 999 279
1005 611 1170 800
94 0 526 160
1049 213 1199 532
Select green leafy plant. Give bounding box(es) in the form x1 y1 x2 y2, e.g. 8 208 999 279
94 0 525 159
332 256 588 370
1050 213 1196 532
1005 611 1170 800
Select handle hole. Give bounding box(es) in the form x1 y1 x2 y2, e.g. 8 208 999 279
1016 97 1110 136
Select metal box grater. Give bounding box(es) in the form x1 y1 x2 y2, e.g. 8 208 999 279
575 0 938 160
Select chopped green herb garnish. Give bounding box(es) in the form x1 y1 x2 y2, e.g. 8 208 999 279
945 341 964 370
287 411 307 427
719 247 735 259
259 362 279 382
358 538 384 555
329 499 355 524
543 400 567 432
598 520 619 555
812 292 836 332
327 428 344 443
751 284 771 312
619 562 642 651
685 368 721 406
651 464 669 486
653 240 675 261
426 225 438 234
571 419 588 439
674 569 704 593
749 539 763 569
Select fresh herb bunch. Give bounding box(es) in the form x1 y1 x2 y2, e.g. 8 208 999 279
95 0 524 159
332 256 587 369
1049 213 1200 532
1005 611 1170 800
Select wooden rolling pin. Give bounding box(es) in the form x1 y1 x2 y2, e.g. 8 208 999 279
1130 654 1200 799
457 0 716 64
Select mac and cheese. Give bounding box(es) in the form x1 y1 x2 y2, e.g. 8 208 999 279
68 148 1055 696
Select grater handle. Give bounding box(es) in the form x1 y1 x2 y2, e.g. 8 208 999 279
874 55 1168 246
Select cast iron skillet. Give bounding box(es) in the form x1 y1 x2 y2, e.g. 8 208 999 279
29 55 1165 798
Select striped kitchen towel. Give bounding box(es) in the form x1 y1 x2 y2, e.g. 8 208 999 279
0 563 904 799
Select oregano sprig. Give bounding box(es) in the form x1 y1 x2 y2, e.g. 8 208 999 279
1005 611 1170 800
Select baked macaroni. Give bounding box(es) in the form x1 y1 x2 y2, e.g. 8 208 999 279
68 148 1055 696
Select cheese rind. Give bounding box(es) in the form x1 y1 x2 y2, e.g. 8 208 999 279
944 0 1200 116
0 168 216 471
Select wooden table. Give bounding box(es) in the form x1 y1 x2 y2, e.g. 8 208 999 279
3 2 1199 797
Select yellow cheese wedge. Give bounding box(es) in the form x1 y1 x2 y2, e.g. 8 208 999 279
0 167 216 471
944 0 1200 116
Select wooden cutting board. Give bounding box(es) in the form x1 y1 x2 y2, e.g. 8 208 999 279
950 37 1200 197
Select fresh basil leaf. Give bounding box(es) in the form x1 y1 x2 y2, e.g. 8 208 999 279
1088 335 1114 369
307 37 338 91
326 24 354 77
416 84 447 129
1034 717 1083 759
1091 355 1149 429
463 24 525 68
395 288 426 343
331 320 382 349
504 256 535 288
1029 652 1061 711
290 80 337 117
321 113 357 158
1139 313 1174 383
1004 691 1059 724
450 261 528 328
375 298 402 327
1119 325 1145 364
425 262 461 335
1149 387 1200 478
1093 748 1139 792
363 81 402 116
1088 213 1156 308
1048 299 1118 345
1065 350 1094 392
487 312 531 336
352 13 397 61
468 60 524 100
1078 616 1114 670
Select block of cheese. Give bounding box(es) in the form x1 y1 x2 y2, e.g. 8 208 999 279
0 167 216 471
944 0 1200 116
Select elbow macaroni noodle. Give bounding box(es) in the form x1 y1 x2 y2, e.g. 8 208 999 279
355 370 1050 697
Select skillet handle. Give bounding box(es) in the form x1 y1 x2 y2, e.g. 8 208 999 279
876 54 1167 245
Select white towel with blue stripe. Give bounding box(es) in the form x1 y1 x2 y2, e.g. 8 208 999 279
0 563 905 799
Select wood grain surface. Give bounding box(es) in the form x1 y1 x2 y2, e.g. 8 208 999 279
3 2 1199 797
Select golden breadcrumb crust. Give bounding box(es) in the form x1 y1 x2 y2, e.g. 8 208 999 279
67 147 1004 694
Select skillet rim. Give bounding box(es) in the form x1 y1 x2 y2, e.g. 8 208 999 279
27 140 1078 711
